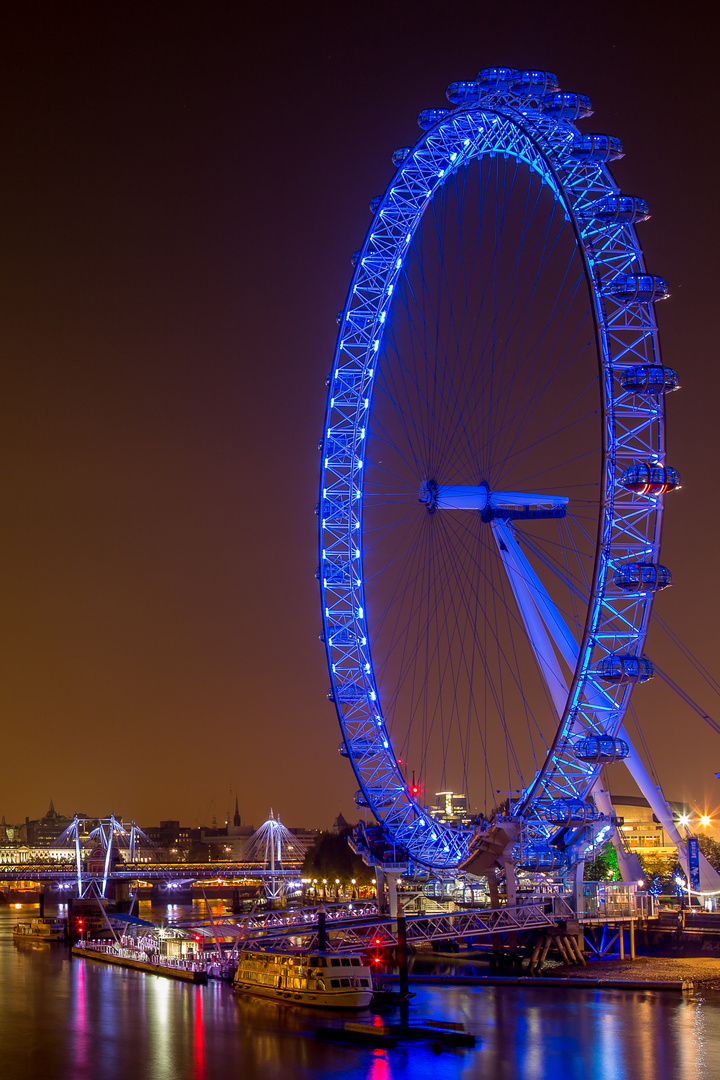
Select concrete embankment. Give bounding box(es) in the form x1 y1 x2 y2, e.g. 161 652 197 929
72 947 207 983
547 955 720 990
379 971 692 991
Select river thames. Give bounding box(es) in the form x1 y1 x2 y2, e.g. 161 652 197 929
1 907 718 1079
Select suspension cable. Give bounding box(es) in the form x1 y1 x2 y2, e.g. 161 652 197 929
653 664 720 737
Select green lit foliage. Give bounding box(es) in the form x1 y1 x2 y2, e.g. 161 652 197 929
584 843 620 881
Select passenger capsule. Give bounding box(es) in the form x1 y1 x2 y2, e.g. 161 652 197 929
347 737 378 760
594 655 654 683
355 789 397 810
323 563 351 586
369 196 382 215
338 742 349 757
351 250 361 267
344 311 375 330
587 193 649 224
446 80 481 106
417 108 451 130
320 497 348 522
333 370 364 394
476 67 519 92
542 91 593 119
619 463 681 495
605 274 669 303
327 623 361 646
516 846 567 872
567 134 624 162
510 70 559 100
544 799 600 826
325 433 355 459
392 147 411 167
335 682 368 703
612 563 672 592
620 365 679 395
357 251 395 271
574 735 629 763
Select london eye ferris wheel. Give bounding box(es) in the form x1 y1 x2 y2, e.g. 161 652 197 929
317 67 696 879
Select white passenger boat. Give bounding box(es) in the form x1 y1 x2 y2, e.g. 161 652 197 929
233 949 373 1008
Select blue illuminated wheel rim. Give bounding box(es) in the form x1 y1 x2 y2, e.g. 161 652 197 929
319 69 674 869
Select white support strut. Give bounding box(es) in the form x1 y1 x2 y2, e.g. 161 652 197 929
491 521 720 892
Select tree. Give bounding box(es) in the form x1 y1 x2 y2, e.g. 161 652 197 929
302 832 374 887
584 844 620 881
698 835 720 871
638 852 671 882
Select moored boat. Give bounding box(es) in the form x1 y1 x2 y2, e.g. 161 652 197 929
13 917 66 942
233 949 373 1008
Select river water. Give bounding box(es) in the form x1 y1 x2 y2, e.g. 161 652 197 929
1 905 718 1079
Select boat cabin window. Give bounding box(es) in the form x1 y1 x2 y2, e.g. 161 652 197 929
340 978 351 987
350 958 360 966
341 958 351 966
309 957 318 967
331 958 341 966
330 979 340 988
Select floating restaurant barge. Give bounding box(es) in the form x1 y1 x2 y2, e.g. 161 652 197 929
233 949 373 1008
72 942 208 983
13 917 66 942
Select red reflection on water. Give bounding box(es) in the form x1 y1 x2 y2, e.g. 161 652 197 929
367 1049 390 1080
73 960 89 1073
193 988 206 1080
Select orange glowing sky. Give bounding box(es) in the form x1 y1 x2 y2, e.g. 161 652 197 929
0 3 718 830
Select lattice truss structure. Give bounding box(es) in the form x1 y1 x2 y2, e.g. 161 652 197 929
318 68 681 872
239 902 566 953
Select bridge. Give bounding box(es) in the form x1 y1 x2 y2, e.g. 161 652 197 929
0 862 303 903
0 812 306 901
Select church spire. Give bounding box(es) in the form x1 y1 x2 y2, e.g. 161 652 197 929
233 796 241 828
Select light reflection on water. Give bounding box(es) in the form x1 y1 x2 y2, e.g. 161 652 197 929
0 907 719 1079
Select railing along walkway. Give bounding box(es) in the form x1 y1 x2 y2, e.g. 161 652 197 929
237 900 573 952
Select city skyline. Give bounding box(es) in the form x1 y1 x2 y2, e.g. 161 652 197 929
0 5 719 827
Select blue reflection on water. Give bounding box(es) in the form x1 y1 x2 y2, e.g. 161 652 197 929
1 909 719 1079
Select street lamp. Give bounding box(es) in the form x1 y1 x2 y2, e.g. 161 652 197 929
700 814 712 827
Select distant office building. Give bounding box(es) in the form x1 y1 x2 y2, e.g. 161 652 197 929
428 791 473 827
142 821 195 861
22 800 87 847
613 795 688 861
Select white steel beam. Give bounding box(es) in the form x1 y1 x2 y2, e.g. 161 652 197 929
490 522 569 718
492 522 720 891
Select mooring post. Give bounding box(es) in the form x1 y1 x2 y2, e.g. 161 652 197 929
67 897 74 952
630 917 635 959
317 907 327 952
397 912 409 1001
619 923 625 960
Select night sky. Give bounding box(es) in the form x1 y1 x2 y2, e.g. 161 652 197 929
0 2 718 830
